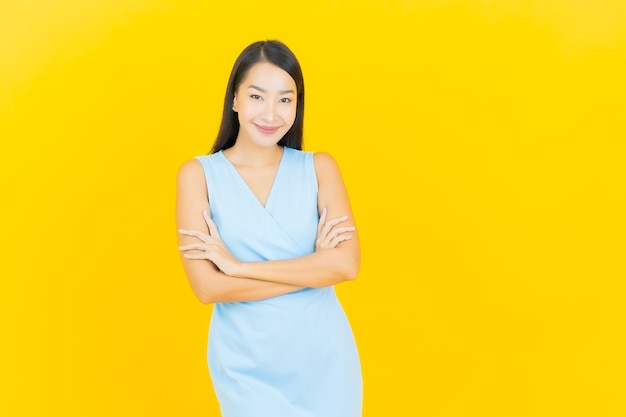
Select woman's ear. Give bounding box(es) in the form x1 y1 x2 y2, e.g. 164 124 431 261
232 94 238 112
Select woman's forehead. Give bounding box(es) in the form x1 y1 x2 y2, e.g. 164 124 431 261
241 62 296 92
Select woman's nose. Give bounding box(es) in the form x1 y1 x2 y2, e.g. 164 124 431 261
262 102 277 122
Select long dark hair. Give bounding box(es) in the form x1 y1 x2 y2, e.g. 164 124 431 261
210 40 305 153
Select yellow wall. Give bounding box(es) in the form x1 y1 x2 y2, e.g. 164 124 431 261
1 1 624 416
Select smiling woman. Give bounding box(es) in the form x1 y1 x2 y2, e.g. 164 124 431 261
231 63 297 150
3 1 625 416
175 40 362 417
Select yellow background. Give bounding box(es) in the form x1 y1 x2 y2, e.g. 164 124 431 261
1 1 625 416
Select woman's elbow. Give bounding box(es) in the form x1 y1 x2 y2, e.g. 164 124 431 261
344 264 359 281
184 264 223 304
338 255 360 282
340 244 361 281
189 280 218 304
197 292 215 305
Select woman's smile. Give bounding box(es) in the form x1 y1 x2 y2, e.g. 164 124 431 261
253 123 281 135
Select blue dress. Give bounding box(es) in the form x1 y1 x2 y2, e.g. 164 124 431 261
195 147 362 417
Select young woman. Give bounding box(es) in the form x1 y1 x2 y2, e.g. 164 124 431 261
176 40 362 417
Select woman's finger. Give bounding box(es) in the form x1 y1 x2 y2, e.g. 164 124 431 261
329 226 356 236
323 215 349 231
328 233 352 247
178 228 211 243
179 243 208 252
317 207 327 235
204 211 222 240
322 215 350 237
315 211 354 251
322 229 354 247
183 252 208 260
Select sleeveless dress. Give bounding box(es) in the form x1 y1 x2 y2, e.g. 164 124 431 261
195 147 362 417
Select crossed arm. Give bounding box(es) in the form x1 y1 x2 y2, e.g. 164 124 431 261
175 152 360 304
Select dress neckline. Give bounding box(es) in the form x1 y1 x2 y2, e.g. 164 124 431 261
218 147 288 209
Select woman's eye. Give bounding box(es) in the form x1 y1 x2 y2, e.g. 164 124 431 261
250 94 262 100
279 98 292 103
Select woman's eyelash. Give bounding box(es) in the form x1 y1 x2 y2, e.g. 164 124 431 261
249 95 291 102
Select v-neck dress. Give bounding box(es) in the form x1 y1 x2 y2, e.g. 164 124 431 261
195 147 362 417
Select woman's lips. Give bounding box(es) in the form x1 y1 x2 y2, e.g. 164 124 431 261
254 124 280 135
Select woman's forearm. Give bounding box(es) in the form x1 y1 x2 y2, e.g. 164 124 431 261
232 246 360 288
187 261 303 304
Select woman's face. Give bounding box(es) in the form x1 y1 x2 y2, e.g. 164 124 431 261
233 62 297 148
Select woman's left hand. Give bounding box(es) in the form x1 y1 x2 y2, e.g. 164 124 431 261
178 211 243 276
315 207 356 251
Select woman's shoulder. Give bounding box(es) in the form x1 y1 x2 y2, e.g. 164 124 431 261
285 147 337 164
309 151 342 185
177 158 204 182
193 151 222 163
312 151 339 170
179 152 224 176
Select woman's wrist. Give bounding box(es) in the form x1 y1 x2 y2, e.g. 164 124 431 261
230 260 248 278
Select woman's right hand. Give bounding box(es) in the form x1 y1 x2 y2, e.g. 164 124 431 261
178 210 244 277
315 207 356 251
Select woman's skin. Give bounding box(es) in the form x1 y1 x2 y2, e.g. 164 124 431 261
176 62 360 304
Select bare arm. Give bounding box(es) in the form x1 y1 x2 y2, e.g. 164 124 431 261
176 159 304 304
180 152 360 289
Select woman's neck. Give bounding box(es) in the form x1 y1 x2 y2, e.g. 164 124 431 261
223 142 283 168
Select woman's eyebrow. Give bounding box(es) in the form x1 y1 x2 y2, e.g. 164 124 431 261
248 84 294 94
